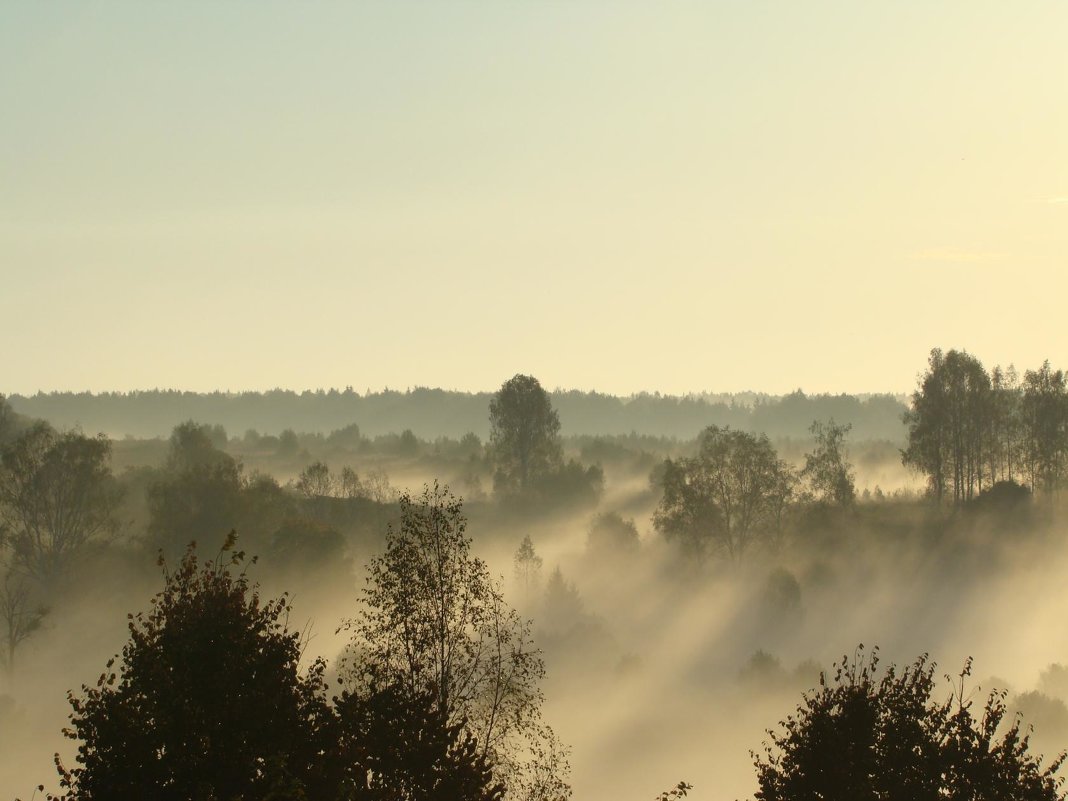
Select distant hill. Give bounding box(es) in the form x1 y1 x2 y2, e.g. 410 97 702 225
5 388 908 442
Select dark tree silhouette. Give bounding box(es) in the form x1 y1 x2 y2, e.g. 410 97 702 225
489 375 562 493
335 679 505 801
754 646 1065 801
54 536 337 801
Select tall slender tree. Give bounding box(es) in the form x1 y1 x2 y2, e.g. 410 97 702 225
988 364 1023 484
1021 361 1068 497
343 483 570 800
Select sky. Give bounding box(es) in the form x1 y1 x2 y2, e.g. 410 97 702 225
2 2 1066 397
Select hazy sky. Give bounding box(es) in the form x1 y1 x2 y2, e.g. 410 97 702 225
3 2 1066 396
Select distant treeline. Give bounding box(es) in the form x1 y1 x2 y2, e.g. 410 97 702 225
5 387 908 441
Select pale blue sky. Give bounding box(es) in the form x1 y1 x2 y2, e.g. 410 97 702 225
3 2 1066 395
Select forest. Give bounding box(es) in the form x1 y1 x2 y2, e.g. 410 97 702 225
3 347 1068 800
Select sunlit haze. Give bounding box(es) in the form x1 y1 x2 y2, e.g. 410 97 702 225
5 9 1068 799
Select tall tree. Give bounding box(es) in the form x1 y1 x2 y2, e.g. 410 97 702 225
0 570 47 675
0 395 20 447
296 460 335 498
343 483 570 800
988 364 1024 484
903 348 992 504
514 535 544 607
1021 361 1068 496
489 375 562 494
801 420 856 506
654 426 794 560
0 423 121 581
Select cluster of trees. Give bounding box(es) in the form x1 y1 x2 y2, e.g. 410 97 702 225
43 486 569 801
0 374 606 681
35 493 1067 801
8 377 1068 800
6 386 908 441
142 421 394 567
653 421 855 560
903 349 1068 504
242 425 442 461
294 460 397 503
0 404 121 674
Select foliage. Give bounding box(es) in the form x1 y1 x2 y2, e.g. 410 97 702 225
529 460 604 510
1021 361 1068 496
801 419 856 506
0 570 48 674
759 568 802 625
540 568 586 634
268 516 348 573
753 646 1066 801
7 387 910 441
0 394 30 447
146 421 250 557
338 466 363 499
587 511 640 554
988 365 1023 485
54 536 337 801
335 680 505 801
655 781 692 800
277 428 300 457
0 423 121 581
514 535 543 605
343 483 570 800
654 426 795 560
965 480 1032 521
296 460 334 498
903 349 995 504
490 375 563 494
902 349 1068 503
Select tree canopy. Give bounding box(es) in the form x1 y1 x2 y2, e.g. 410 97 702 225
52 534 505 801
0 423 121 581
754 647 1066 801
801 419 856 506
343 483 569 800
55 536 337 801
654 426 794 560
489 375 563 494
903 349 1068 504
